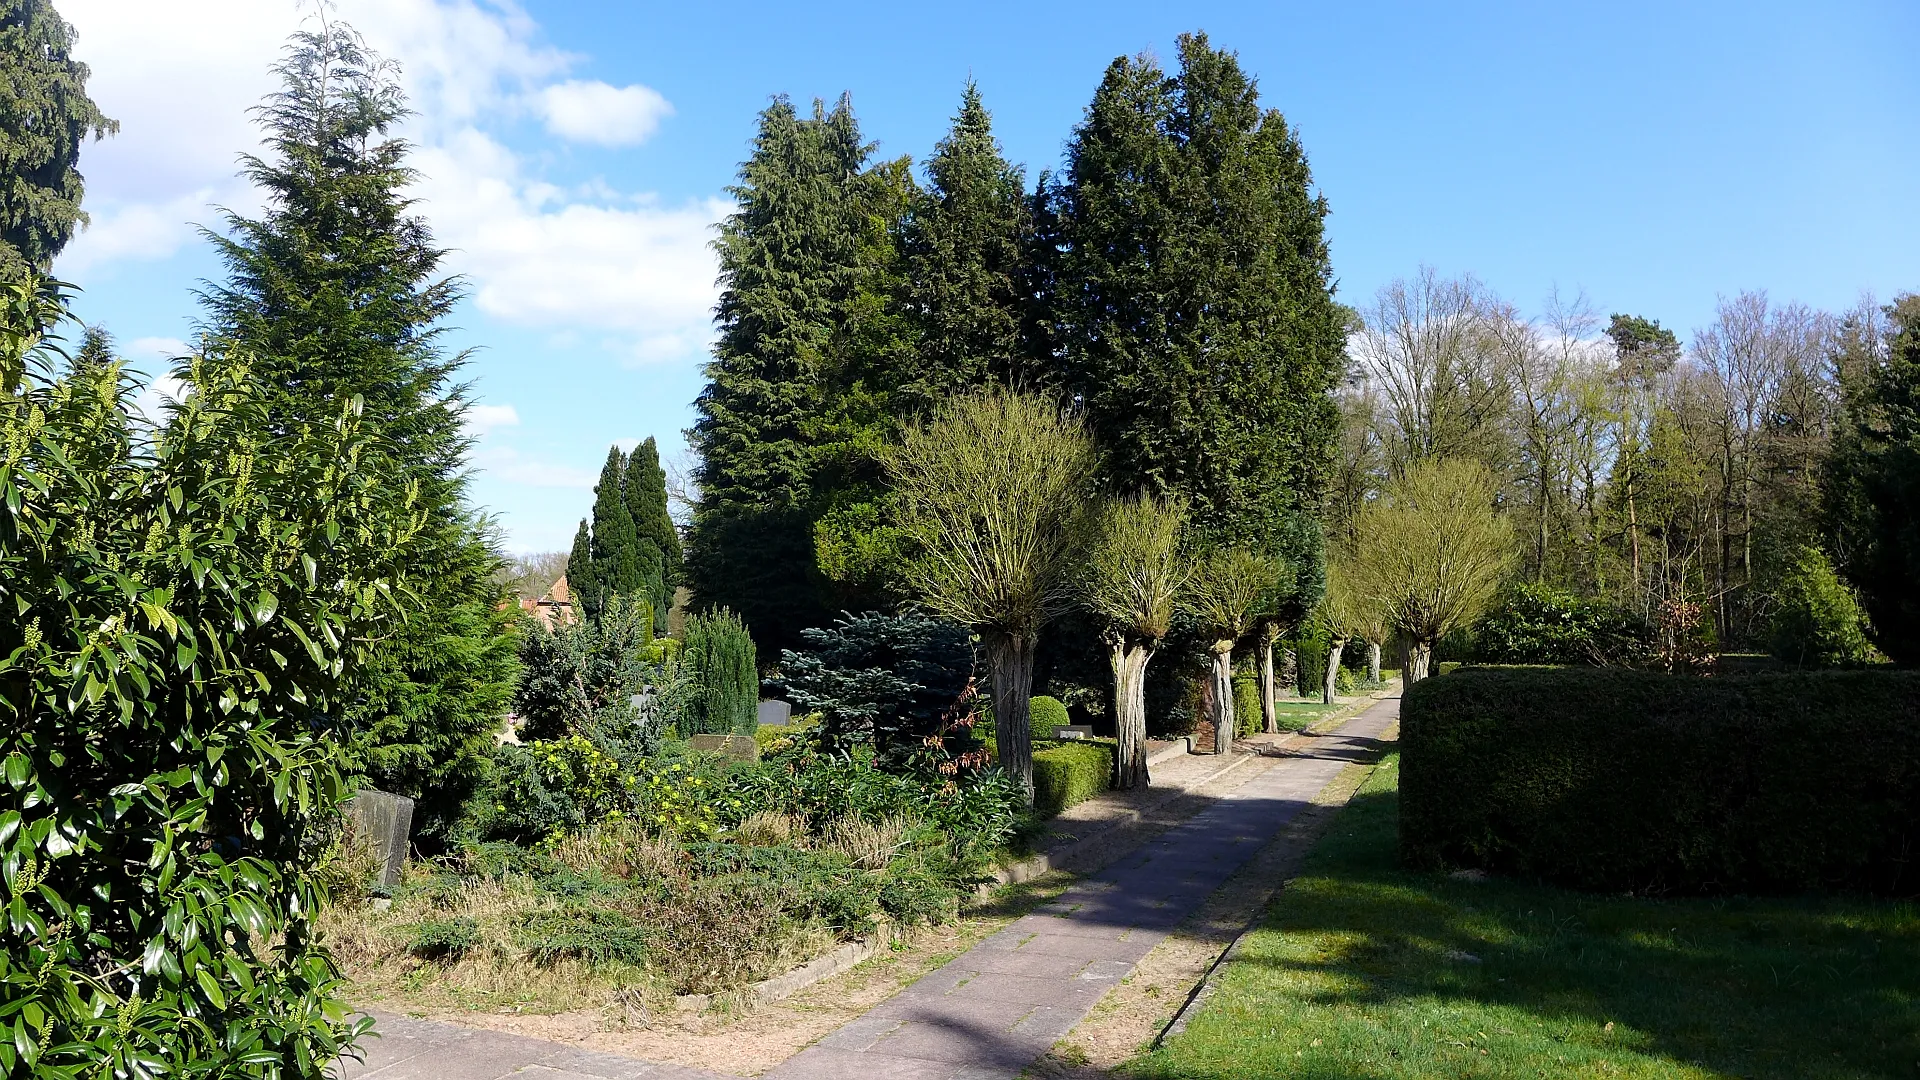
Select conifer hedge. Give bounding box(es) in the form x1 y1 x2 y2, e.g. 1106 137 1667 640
1400 667 1920 895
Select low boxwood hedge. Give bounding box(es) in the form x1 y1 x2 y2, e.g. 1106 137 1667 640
1033 738 1117 817
1400 667 1920 895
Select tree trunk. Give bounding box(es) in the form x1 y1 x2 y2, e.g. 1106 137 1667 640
1208 643 1235 755
1109 637 1154 790
1257 629 1279 734
1405 639 1432 685
1278 644 1297 699
1367 640 1382 684
986 632 1037 802
1323 637 1347 704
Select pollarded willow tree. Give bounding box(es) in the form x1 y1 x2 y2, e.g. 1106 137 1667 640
1183 547 1283 754
890 388 1097 799
1081 494 1188 789
1345 458 1515 682
1317 557 1390 701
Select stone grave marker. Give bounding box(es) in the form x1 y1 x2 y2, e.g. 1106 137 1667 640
689 733 761 762
1053 724 1095 741
757 699 793 727
344 789 413 889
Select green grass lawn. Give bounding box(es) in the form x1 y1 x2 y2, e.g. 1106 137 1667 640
1127 753 1920 1080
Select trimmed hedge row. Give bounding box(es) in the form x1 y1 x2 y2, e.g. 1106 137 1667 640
1033 739 1117 817
1400 668 1920 895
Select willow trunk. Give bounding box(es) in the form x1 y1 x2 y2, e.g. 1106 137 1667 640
1367 640 1382 684
1109 637 1154 789
1323 637 1347 704
1208 643 1235 754
987 632 1037 802
1406 639 1433 684
1257 633 1279 734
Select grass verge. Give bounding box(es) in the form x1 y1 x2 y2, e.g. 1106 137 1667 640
1126 752 1920 1080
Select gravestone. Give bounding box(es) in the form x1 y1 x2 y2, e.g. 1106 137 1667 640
757 699 793 727
344 789 413 889
1053 725 1095 741
689 733 760 762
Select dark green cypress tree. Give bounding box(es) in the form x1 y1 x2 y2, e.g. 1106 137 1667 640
1048 33 1345 568
682 609 759 736
0 0 117 273
585 445 643 618
624 436 679 627
902 82 1034 403
688 95 870 656
565 517 596 612
196 20 516 837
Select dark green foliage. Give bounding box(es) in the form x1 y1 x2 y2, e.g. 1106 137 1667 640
1825 296 1920 663
1028 694 1070 733
589 445 645 611
1046 33 1345 557
684 608 758 736
565 517 595 609
1032 739 1116 816
409 917 480 962
1234 674 1262 737
68 323 112 371
0 282 415 1074
900 82 1034 401
689 95 870 656
1767 544 1873 667
0 0 117 271
780 611 978 763
1472 581 1655 666
197 21 516 836
1400 668 1920 895
625 436 681 623
514 593 666 746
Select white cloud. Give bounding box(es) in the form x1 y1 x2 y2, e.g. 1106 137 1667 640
538 80 673 146
55 0 720 363
132 371 187 424
125 336 191 361
473 445 596 489
465 402 521 435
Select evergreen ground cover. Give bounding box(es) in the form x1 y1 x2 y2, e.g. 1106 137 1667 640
1131 753 1920 1080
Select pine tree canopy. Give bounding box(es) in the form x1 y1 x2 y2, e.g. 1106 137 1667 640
901 82 1033 404
1048 32 1345 568
688 95 873 655
196 18 515 838
0 0 116 273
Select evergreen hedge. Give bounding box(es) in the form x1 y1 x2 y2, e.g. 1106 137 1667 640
1033 739 1116 817
683 609 758 737
1400 667 1920 895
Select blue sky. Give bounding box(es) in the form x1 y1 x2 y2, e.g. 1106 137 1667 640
52 0 1920 553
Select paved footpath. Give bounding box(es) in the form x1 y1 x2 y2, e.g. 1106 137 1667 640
761 694 1399 1080
336 695 1398 1080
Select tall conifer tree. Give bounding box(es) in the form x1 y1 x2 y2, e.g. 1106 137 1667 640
0 0 117 273
197 18 515 836
689 95 870 656
624 436 679 626
583 445 644 618
1048 33 1345 567
902 83 1033 401
565 518 595 609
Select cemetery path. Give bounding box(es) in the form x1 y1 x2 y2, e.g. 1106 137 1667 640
333 693 1399 1080
760 693 1401 1080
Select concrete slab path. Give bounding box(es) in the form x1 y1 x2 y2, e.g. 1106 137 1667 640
761 693 1400 1080
334 693 1398 1080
